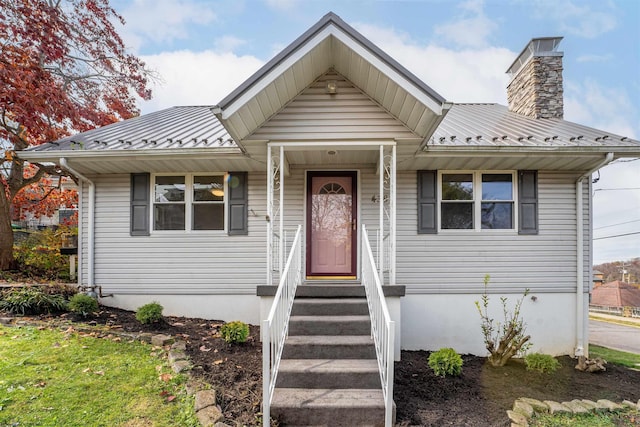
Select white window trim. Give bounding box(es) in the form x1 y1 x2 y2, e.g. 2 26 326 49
437 170 518 232
150 172 228 234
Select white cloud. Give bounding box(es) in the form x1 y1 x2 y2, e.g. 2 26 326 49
531 0 617 39
214 35 247 52
354 23 512 103
576 53 613 63
118 0 217 51
139 50 264 113
434 0 497 48
564 79 638 139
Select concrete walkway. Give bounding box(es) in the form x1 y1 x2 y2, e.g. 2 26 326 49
589 315 640 354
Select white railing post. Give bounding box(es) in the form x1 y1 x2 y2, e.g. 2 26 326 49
262 225 302 427
361 224 395 427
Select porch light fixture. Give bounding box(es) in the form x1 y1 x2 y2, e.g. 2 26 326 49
326 80 338 94
210 183 224 197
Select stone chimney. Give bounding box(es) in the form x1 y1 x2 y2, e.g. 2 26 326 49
506 37 564 119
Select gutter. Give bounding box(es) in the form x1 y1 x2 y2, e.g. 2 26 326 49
60 158 95 289
574 152 614 357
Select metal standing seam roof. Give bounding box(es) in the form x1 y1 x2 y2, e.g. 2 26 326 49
27 106 238 152
428 103 640 149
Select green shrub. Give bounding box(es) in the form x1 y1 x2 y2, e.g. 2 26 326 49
0 286 67 315
475 274 532 367
135 302 164 324
220 321 250 344
68 293 99 318
428 348 464 377
12 227 78 281
525 353 560 373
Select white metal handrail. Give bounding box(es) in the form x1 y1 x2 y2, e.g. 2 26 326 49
589 304 640 318
262 225 303 426
361 225 395 427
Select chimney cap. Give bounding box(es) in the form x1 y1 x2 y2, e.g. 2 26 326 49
506 36 564 77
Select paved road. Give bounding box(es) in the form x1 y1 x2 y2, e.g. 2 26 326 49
590 319 640 354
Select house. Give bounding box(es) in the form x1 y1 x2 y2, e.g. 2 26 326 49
19 13 640 361
593 270 605 288
591 280 640 309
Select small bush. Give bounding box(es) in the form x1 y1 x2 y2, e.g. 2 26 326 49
428 348 463 377
525 353 560 373
475 274 532 367
68 294 99 318
220 321 250 344
135 302 164 324
0 286 67 315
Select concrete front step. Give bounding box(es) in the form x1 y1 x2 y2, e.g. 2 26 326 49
282 335 376 359
276 359 381 389
291 298 369 316
270 388 385 427
289 315 371 336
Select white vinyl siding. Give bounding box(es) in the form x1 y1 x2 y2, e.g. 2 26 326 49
250 70 418 141
83 173 267 294
396 170 589 294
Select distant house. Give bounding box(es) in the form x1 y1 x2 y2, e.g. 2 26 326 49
593 270 605 288
11 176 78 229
18 12 640 358
591 281 640 308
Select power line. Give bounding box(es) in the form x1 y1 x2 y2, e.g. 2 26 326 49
593 231 640 241
594 219 640 230
593 188 640 192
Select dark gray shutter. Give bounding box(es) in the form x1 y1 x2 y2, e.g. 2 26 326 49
518 170 538 235
228 172 248 235
417 170 437 234
130 173 150 236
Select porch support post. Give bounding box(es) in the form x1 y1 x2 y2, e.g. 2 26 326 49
279 145 285 276
378 145 384 280
266 145 273 286
390 144 396 285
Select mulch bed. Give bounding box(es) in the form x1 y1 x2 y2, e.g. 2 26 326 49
3 305 640 426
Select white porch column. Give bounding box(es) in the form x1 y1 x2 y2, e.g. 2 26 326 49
266 145 273 286
390 144 396 285
379 145 385 280
279 145 284 275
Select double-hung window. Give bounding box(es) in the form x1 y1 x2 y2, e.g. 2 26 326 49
153 174 225 231
439 171 515 231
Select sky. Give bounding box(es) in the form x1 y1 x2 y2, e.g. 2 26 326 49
109 0 639 265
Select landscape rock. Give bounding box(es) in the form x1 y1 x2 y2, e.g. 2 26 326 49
506 410 529 426
518 397 548 413
575 356 606 372
171 359 191 373
171 340 187 351
562 400 588 414
543 401 571 414
580 399 599 410
622 400 638 409
513 400 534 418
151 334 174 346
0 317 13 325
195 389 217 412
196 405 223 427
137 332 153 343
168 349 187 363
596 399 623 411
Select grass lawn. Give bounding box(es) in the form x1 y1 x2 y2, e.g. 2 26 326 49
590 344 640 369
529 345 640 427
0 324 199 427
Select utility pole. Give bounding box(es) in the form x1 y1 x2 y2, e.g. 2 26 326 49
620 262 628 283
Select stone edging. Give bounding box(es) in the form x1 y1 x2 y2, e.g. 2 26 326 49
0 319 232 427
508 397 640 426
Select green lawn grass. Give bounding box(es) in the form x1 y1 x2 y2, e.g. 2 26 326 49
589 344 640 369
530 345 640 426
530 409 640 426
0 325 199 427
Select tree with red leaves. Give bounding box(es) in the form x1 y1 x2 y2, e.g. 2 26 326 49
0 0 153 269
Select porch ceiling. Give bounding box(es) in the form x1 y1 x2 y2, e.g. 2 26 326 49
214 13 447 145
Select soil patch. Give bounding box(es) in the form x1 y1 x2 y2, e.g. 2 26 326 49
4 306 640 426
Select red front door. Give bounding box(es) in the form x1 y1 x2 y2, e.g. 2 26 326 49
306 172 357 278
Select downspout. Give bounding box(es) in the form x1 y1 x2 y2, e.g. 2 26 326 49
575 152 613 356
60 158 95 288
